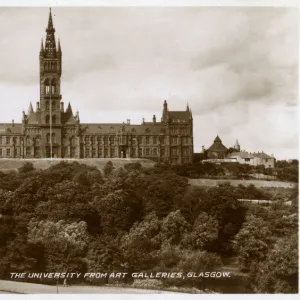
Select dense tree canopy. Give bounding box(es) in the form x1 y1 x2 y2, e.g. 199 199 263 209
0 161 297 293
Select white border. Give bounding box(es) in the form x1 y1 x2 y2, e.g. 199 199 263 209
0 0 299 300
0 0 299 7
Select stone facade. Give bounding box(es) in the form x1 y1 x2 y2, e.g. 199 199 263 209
0 10 194 165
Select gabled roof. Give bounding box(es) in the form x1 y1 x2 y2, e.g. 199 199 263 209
252 152 273 159
228 151 274 159
168 111 190 121
207 136 228 152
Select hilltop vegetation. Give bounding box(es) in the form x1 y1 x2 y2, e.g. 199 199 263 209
175 159 299 182
0 161 298 293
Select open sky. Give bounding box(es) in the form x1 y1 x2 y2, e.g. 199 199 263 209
0 7 298 159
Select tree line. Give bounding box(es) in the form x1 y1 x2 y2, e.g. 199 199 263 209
0 161 298 293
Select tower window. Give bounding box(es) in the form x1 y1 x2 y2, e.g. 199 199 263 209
26 136 31 146
45 79 50 94
51 79 56 94
71 136 76 146
52 115 56 124
46 101 50 111
35 135 41 146
46 115 50 124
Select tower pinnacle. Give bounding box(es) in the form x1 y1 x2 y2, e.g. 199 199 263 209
40 38 44 53
45 8 56 57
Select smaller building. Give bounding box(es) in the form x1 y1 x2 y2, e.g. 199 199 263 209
206 135 228 159
228 151 275 168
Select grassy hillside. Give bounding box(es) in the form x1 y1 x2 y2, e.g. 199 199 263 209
189 178 296 189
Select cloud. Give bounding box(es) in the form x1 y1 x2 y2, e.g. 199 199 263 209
0 7 298 159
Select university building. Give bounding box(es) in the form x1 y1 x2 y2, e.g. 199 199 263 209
0 10 194 164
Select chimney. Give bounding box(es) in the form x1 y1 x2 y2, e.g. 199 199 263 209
36 102 40 110
61 102 64 112
12 119 14 127
202 146 205 153
142 118 145 124
153 114 156 124
127 119 130 125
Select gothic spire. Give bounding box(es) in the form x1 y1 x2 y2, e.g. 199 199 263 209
45 8 56 57
40 38 44 53
66 102 73 115
28 102 34 114
57 38 61 53
47 8 54 30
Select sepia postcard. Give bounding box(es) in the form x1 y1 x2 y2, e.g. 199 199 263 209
0 0 298 298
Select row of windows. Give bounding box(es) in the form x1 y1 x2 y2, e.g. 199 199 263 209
79 147 192 158
43 62 59 71
81 135 165 145
0 137 13 145
0 135 190 147
0 148 11 156
45 101 59 111
45 115 57 124
171 147 191 157
0 147 192 159
170 126 190 134
81 136 190 145
44 78 57 95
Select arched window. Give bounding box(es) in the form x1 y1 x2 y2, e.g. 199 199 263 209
26 136 31 146
45 115 50 124
46 133 50 143
51 100 56 110
35 135 41 146
46 101 49 111
51 79 56 94
52 115 56 124
52 133 56 143
71 136 76 146
45 79 50 94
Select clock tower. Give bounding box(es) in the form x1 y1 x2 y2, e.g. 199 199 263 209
38 8 63 157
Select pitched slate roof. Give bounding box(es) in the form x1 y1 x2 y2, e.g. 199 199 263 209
168 111 190 121
252 152 273 159
228 151 254 159
207 135 228 152
27 112 39 124
80 123 165 135
0 123 22 134
228 151 274 159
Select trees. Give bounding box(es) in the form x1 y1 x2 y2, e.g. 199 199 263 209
182 212 218 250
234 215 273 272
92 189 141 236
121 213 161 272
0 160 297 293
103 161 115 177
160 210 190 245
252 234 298 293
18 162 35 174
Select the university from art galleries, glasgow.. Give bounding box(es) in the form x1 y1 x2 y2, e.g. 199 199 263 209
0 10 194 164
